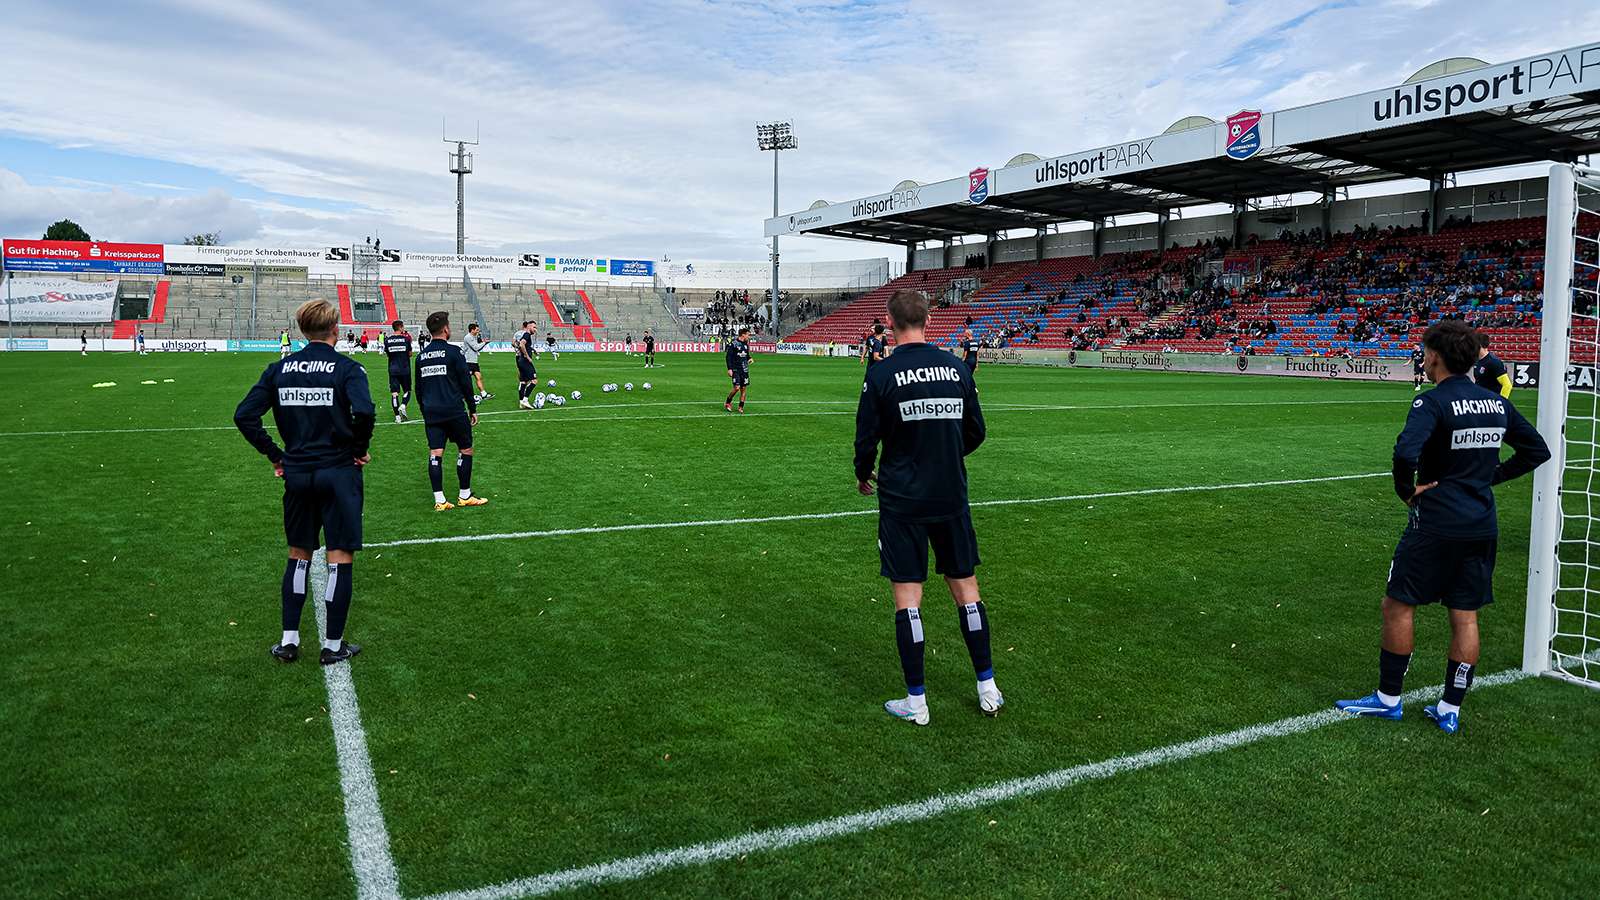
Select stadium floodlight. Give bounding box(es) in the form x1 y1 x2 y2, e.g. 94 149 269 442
1524 162 1600 690
757 122 797 339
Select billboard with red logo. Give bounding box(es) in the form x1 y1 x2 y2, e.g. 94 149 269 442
2 240 165 274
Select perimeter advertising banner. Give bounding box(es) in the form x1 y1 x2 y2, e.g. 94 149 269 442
976 348 1415 382
1 277 119 322
3 240 164 274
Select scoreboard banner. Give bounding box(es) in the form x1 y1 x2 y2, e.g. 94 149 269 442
1 277 119 323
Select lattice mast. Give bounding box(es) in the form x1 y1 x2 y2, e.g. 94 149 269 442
445 120 479 256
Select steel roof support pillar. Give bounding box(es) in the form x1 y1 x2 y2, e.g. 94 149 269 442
1034 227 1047 262
1320 189 1334 241
1231 204 1244 249
1427 175 1445 235
1092 218 1105 259
942 238 954 269
905 241 918 274
1157 211 1170 256
985 232 998 266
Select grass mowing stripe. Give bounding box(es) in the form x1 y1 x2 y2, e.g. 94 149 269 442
0 396 1398 439
311 550 402 900
366 472 1387 548
413 662 1558 900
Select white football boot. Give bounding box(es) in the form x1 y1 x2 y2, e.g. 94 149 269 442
883 694 930 726
977 680 1005 717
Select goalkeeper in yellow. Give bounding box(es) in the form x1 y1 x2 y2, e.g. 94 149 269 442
1472 332 1512 398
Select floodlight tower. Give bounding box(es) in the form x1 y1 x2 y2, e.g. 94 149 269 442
757 122 797 339
445 121 480 255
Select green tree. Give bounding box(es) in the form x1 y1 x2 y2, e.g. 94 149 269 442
182 232 221 246
42 219 91 241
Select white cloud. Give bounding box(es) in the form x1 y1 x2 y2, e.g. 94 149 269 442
0 0 1593 260
0 168 262 244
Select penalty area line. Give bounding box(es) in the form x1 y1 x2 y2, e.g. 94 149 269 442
414 662 1551 900
310 549 402 900
367 472 1386 548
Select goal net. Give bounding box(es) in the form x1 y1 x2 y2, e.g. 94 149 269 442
1525 163 1600 688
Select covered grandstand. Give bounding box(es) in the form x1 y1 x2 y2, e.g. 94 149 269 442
774 43 1600 361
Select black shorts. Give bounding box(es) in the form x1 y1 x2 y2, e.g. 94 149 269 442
516 358 537 381
467 362 481 374
965 357 978 373
1413 363 1424 376
878 510 981 583
1386 526 1497 611
388 365 411 393
425 416 474 452
283 465 364 552
731 371 750 387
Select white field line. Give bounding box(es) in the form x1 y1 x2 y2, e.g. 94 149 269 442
415 662 1552 900
368 472 1386 549
310 550 402 900
0 397 1395 438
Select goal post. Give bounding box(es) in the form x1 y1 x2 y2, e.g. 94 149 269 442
1524 162 1600 688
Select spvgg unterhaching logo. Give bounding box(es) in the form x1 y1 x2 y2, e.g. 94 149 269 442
852 187 920 218
1372 48 1600 122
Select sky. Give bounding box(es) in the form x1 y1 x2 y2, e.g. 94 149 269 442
0 0 1595 262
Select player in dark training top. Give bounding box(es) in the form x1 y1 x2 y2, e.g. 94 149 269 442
724 327 751 413
415 311 488 511
959 328 980 374
234 299 373 666
643 329 657 368
1336 320 1548 734
1410 343 1425 393
855 289 1001 726
1473 332 1512 398
514 321 539 409
384 320 414 423
866 324 889 367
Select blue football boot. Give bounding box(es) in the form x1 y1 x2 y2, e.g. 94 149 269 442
1335 691 1403 720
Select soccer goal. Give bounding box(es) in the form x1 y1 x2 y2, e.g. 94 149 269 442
1524 163 1600 688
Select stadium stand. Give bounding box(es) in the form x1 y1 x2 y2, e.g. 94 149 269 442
789 217 1555 360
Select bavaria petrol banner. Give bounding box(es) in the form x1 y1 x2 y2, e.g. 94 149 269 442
1 277 119 323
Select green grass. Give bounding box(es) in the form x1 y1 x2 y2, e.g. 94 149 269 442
1 350 1595 899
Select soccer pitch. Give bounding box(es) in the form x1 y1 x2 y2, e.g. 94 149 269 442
2 350 1596 899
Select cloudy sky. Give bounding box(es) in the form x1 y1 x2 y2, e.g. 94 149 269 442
0 0 1594 262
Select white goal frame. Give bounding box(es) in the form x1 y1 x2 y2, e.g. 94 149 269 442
1524 162 1600 688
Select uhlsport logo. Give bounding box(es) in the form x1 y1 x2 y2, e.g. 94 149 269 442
1225 110 1263 160
968 167 989 205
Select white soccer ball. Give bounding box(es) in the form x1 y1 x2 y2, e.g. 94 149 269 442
642 382 652 390
570 390 581 400
625 382 634 391
547 379 556 387
532 394 546 409
552 395 565 406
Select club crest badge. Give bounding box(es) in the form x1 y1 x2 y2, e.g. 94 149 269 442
968 166 990 204
1226 110 1263 160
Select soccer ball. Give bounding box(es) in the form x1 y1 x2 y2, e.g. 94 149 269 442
570 390 581 400
642 382 652 390
551 395 565 406
601 384 612 393
625 382 634 391
547 379 556 387
532 394 546 409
